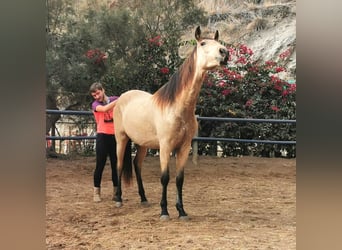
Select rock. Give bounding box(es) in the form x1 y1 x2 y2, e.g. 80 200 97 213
182 1 296 79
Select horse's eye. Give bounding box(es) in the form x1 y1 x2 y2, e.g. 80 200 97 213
200 42 206 46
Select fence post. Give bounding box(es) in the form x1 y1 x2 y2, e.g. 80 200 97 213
192 115 199 165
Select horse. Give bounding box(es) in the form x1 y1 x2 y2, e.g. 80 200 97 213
113 26 229 220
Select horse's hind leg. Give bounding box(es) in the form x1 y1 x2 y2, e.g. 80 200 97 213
114 134 129 207
133 145 148 205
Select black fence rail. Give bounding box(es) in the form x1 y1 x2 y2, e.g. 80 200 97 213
46 109 296 143
46 109 96 141
46 109 296 162
194 116 296 144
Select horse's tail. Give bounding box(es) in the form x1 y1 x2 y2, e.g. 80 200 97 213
122 139 133 185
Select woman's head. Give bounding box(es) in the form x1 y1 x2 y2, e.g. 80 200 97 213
89 82 104 93
89 82 105 102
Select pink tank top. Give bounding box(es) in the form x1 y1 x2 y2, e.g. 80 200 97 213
92 96 119 134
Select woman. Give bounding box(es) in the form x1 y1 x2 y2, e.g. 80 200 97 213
89 82 131 202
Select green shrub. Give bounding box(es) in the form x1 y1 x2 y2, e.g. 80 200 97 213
196 44 296 158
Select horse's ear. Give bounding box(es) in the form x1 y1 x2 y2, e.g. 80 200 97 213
195 26 201 41
214 30 219 41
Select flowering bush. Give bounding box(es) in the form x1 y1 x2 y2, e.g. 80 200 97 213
133 34 182 93
197 44 296 158
84 48 109 78
85 48 108 65
88 33 296 158
133 38 296 158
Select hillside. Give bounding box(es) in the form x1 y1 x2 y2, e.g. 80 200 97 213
78 0 296 79
184 0 296 80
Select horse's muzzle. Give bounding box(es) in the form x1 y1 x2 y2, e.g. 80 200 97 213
219 48 229 66
220 56 229 66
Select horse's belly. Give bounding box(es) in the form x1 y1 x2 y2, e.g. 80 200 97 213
125 119 159 148
121 96 160 148
129 133 160 149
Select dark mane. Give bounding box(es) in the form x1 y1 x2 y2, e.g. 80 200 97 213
153 48 197 108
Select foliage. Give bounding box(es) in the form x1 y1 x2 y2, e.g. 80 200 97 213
46 0 206 153
131 34 183 93
100 0 207 95
46 0 296 158
46 0 207 110
46 0 93 134
196 44 296 157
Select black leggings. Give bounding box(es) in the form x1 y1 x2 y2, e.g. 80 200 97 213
94 133 131 187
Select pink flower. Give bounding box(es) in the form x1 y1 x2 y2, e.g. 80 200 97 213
85 49 107 65
149 35 162 46
266 61 276 66
282 90 289 96
271 106 280 112
160 67 169 74
228 47 236 56
275 67 285 73
86 50 95 59
222 68 243 80
279 48 292 60
265 61 276 69
239 44 253 55
274 83 283 91
245 99 253 107
222 89 231 96
288 83 296 93
235 56 247 65
248 66 259 73
218 80 226 87
271 75 281 83
271 76 284 91
95 52 107 64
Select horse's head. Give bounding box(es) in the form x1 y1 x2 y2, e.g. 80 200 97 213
194 26 229 70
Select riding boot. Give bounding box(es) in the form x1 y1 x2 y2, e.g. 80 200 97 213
93 187 101 202
112 186 117 201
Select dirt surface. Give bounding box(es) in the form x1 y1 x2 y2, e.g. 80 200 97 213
46 155 296 249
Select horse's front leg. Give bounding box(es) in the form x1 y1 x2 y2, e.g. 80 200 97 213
176 170 187 218
159 148 171 220
175 145 191 220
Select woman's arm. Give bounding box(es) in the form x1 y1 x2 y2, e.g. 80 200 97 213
95 99 117 112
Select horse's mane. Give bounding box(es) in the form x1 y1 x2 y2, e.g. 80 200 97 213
153 47 197 109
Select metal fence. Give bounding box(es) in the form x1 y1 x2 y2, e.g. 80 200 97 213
46 109 296 161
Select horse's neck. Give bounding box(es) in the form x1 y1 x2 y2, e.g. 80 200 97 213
177 69 206 115
152 48 206 115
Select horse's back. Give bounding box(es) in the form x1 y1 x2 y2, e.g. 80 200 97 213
117 90 151 105
115 89 153 119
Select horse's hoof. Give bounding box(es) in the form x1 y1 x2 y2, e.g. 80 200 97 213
179 215 190 221
115 201 122 208
141 201 150 207
160 215 170 221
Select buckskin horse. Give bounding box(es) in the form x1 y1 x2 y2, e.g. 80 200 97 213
113 26 229 220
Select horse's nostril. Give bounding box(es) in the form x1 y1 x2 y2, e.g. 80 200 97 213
219 48 228 56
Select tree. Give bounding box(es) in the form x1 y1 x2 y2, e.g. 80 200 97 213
46 0 207 153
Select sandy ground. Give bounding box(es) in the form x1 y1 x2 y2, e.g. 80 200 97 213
46 155 296 249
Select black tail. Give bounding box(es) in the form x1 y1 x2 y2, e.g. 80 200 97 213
122 139 133 185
